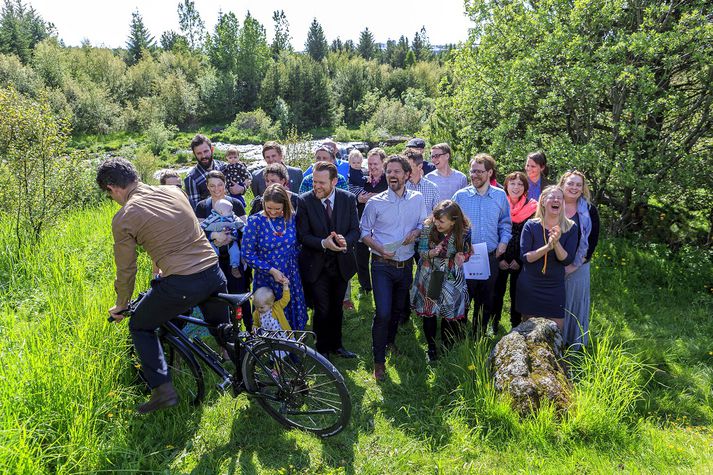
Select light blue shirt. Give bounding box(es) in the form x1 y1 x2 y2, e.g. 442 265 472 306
452 185 512 253
359 188 427 261
406 176 440 212
425 169 468 202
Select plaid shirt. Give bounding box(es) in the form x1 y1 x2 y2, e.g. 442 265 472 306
406 176 440 212
184 159 226 210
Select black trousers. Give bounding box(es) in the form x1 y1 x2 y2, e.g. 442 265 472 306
465 253 500 334
492 265 523 329
355 242 372 291
129 264 228 388
310 261 349 354
422 317 464 350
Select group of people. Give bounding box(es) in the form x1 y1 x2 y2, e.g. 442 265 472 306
99 135 599 413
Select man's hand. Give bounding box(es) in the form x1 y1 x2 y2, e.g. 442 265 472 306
357 192 374 204
108 305 128 323
380 248 396 259
331 232 347 250
498 260 510 271
402 229 421 245
495 242 507 258
322 234 345 252
565 264 577 275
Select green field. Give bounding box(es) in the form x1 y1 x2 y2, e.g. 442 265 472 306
1 203 711 474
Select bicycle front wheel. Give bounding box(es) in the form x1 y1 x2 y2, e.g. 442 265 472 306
163 335 205 406
242 339 351 437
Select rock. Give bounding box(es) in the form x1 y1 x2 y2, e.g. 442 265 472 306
490 318 571 416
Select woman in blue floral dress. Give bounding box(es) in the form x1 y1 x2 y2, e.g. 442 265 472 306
242 184 308 330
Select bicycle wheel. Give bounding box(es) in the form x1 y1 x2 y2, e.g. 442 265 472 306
241 339 351 437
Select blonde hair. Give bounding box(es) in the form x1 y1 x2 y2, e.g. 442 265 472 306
558 170 591 202
533 185 574 233
253 287 275 307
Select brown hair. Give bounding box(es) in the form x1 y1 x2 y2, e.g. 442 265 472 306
263 163 289 184
403 149 424 166
205 170 226 183
262 141 283 159
385 154 412 174
504 171 529 197
314 161 338 181
526 151 548 177
159 170 180 185
431 143 451 156
367 147 387 161
426 200 471 252
191 134 211 151
471 153 496 173
262 183 294 221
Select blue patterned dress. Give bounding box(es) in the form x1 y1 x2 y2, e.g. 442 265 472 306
241 213 308 330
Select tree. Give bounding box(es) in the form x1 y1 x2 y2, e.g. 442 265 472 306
177 0 204 51
160 30 188 52
357 28 375 60
205 11 239 72
125 9 154 66
235 12 270 111
411 26 431 61
440 0 713 240
305 18 327 61
0 0 54 63
0 86 93 246
270 10 291 60
330 37 343 53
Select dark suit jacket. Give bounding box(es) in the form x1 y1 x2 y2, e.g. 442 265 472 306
251 165 303 196
296 188 359 284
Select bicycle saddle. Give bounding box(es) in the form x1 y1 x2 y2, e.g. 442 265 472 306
214 292 252 306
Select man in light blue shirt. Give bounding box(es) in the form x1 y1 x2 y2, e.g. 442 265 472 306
360 155 426 380
453 153 511 336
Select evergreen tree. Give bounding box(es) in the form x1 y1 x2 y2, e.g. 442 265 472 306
411 26 431 61
0 0 54 63
159 30 188 52
343 39 356 55
330 37 343 53
236 12 270 111
177 0 204 51
125 9 154 66
305 18 327 61
357 27 375 60
270 10 291 60
205 11 239 72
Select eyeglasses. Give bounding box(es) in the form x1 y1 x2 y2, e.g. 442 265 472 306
430 152 447 159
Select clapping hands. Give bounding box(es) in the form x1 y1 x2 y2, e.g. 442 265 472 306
323 232 347 252
547 225 561 249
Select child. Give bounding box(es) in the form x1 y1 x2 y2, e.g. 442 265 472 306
201 198 245 278
253 282 292 336
223 146 252 206
346 149 366 197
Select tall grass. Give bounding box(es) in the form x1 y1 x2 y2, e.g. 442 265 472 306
0 205 711 473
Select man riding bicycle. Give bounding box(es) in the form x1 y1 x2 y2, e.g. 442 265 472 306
97 157 229 414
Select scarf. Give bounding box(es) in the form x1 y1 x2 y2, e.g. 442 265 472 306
573 197 592 267
509 195 538 224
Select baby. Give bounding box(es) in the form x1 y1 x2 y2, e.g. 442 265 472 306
223 146 252 206
252 282 292 335
201 198 245 277
347 149 366 196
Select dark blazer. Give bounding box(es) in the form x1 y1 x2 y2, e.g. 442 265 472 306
251 165 303 196
296 188 360 283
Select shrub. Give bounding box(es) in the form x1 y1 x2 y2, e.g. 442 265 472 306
145 122 178 155
226 109 279 141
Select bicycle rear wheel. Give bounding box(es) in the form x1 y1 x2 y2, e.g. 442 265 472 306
242 339 351 437
136 336 205 406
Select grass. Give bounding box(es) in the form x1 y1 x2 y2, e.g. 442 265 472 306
0 203 712 473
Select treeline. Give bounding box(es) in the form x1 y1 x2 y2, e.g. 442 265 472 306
0 0 452 137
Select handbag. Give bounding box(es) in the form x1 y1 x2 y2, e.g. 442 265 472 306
426 269 446 300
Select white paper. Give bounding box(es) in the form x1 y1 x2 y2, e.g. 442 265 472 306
382 240 403 254
462 242 490 280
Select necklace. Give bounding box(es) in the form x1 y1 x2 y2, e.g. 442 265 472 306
266 215 286 237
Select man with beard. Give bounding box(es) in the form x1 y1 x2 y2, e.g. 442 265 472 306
296 161 360 358
360 155 426 381
184 134 226 210
452 153 511 336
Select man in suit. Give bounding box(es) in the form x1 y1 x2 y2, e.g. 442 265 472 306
251 141 303 196
296 162 360 358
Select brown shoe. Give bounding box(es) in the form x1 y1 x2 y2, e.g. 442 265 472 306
373 363 386 381
137 382 178 414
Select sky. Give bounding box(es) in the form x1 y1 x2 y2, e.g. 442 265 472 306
28 0 473 49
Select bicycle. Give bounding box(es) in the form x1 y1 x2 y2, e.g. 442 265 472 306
111 290 351 437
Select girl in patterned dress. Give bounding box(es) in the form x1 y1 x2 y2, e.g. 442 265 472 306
411 200 472 362
242 184 308 330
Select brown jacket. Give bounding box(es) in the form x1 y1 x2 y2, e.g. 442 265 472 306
112 183 217 305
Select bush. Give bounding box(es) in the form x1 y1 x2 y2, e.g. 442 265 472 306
368 97 424 136
145 122 178 155
224 108 279 142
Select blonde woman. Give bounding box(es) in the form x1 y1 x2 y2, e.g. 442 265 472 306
515 186 579 331
559 171 600 350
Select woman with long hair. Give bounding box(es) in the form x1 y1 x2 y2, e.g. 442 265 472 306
559 171 600 350
411 200 472 362
242 184 308 330
516 186 579 331
491 172 538 332
524 151 552 201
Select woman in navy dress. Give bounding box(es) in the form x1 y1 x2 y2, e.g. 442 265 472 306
516 185 578 332
242 184 308 330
